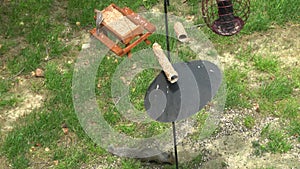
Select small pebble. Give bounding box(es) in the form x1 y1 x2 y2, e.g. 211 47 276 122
45 147 50 152
82 43 90 49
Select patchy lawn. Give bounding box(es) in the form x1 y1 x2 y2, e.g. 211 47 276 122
0 0 299 168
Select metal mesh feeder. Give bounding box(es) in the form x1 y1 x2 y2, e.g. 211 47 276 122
202 0 250 36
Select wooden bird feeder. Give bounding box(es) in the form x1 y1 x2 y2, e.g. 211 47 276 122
90 4 156 57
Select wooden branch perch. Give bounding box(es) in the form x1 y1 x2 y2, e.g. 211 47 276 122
152 43 178 83
174 22 188 42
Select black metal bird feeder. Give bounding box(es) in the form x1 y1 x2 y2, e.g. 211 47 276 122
202 0 250 36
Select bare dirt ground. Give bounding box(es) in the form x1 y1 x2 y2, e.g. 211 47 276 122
0 77 45 133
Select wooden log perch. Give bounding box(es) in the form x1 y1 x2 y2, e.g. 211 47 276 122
152 43 178 83
174 22 188 42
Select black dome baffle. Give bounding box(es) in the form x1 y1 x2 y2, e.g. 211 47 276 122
144 60 222 123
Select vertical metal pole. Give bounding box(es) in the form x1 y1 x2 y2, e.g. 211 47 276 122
164 0 179 168
164 0 171 61
172 122 179 169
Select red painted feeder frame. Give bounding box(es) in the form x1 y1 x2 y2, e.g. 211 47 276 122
90 4 156 57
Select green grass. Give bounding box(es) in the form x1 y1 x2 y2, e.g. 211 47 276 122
244 0 300 33
261 125 292 153
121 158 142 169
253 124 292 155
0 0 299 168
67 0 159 28
264 131 292 153
0 96 19 110
253 55 279 73
260 76 294 102
244 115 255 129
224 66 251 108
232 46 298 119
288 120 300 142
1 0 69 74
0 0 54 38
2 110 64 168
0 79 22 111
129 69 156 111
7 42 67 74
276 100 299 118
0 79 12 96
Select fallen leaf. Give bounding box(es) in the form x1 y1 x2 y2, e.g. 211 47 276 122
35 143 42 147
53 160 59 165
186 15 194 21
30 146 36 152
62 127 69 135
120 76 127 84
97 83 101 88
61 123 69 135
252 103 260 112
35 68 44 77
132 63 137 69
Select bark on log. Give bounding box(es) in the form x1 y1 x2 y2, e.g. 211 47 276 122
174 22 188 42
152 43 178 83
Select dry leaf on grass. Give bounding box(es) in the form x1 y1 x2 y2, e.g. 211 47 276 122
53 160 59 166
31 68 44 77
61 123 69 135
252 103 260 112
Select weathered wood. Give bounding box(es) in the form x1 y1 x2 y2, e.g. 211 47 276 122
152 43 178 83
90 28 124 56
174 22 188 42
90 4 155 57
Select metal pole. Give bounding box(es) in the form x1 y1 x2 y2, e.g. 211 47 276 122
164 0 171 61
172 122 179 169
164 1 179 168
